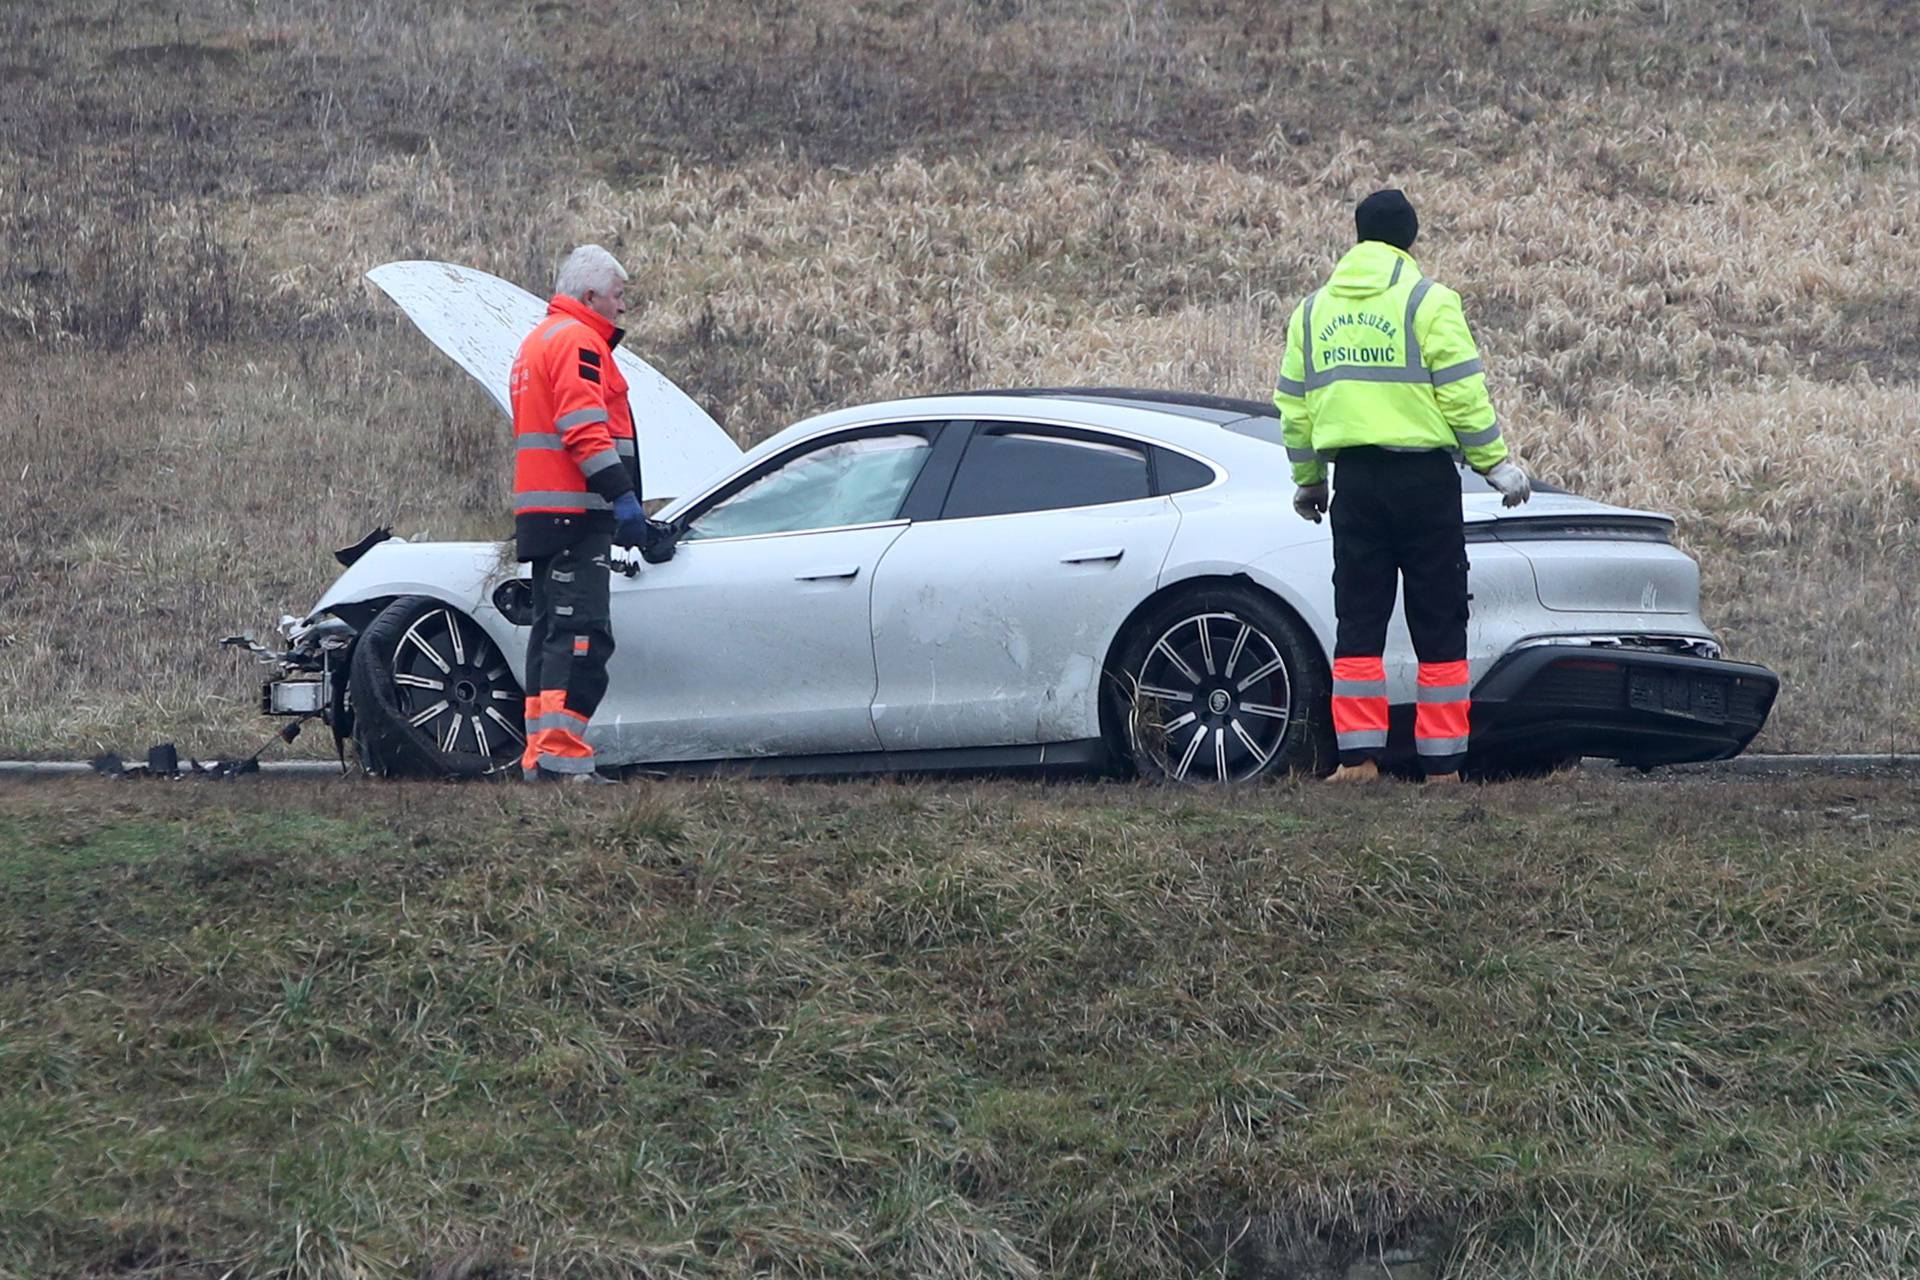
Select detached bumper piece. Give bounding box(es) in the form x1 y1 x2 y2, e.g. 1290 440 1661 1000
1471 645 1779 767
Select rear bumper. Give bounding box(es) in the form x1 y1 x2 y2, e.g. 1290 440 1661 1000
1468 645 1779 766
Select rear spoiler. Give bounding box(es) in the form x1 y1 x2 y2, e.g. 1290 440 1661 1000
1467 514 1675 544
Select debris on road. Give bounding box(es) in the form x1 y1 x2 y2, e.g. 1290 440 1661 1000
84 717 329 781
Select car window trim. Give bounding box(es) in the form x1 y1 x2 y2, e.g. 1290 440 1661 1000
676 421 947 538
667 518 912 548
997 431 1144 459
895 418 973 522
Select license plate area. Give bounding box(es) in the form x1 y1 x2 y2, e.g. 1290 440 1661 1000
1628 669 1728 723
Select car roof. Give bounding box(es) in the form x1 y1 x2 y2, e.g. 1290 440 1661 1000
958 386 1279 427
741 388 1285 464
919 388 1567 495
931 388 1285 447
653 389 1287 519
662 386 1609 525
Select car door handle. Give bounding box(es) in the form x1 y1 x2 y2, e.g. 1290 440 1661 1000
795 565 861 581
1061 547 1125 565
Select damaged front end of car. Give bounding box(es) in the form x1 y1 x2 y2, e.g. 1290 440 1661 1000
227 527 542 777
223 611 359 754
221 527 401 755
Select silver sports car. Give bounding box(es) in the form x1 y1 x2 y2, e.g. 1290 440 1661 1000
245 262 1777 782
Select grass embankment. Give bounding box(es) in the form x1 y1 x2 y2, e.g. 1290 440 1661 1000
3 1 1920 756
2 774 1915 1278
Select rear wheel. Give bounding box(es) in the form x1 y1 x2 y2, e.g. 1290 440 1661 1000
1108 586 1333 784
348 595 525 779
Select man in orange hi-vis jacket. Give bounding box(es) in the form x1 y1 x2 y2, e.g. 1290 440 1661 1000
512 244 650 782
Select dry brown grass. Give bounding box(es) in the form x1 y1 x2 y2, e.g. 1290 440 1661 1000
2 0 1918 754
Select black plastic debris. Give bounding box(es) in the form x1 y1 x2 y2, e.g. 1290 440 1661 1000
88 719 319 780
89 747 177 779
192 757 262 779
334 525 394 567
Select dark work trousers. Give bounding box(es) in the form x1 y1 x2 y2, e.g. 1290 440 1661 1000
520 530 616 776
1328 447 1472 775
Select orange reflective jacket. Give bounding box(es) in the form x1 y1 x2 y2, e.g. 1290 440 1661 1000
510 295 640 560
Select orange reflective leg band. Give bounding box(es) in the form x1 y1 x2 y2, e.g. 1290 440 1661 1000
520 691 552 773
525 691 595 775
1415 660 1471 763
1331 655 1389 754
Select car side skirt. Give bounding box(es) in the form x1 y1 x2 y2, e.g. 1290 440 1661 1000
608 738 1113 780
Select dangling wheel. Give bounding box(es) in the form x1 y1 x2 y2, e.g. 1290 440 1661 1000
348 595 525 778
1108 587 1332 784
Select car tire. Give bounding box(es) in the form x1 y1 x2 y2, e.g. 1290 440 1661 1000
348 595 525 779
1107 586 1334 784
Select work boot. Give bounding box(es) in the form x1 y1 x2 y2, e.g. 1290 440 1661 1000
1424 771 1463 786
1325 760 1381 784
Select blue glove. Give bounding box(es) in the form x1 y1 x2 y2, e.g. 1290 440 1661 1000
611 491 648 546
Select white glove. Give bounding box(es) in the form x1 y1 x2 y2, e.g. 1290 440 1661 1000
1293 482 1329 523
1483 459 1532 508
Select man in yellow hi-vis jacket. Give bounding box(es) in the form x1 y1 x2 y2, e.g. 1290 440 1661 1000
1273 190 1532 784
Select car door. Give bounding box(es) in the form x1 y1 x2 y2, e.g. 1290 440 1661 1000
596 424 947 764
867 421 1183 751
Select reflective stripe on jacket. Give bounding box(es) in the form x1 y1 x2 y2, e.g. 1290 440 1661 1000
1272 241 1506 487
511 295 641 560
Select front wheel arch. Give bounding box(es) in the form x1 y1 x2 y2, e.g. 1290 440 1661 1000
347 595 526 779
1099 575 1334 781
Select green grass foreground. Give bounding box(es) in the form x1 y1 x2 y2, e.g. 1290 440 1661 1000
1 775 1915 1279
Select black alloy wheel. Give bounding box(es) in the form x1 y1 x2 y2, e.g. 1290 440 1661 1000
349 595 525 778
1110 587 1332 784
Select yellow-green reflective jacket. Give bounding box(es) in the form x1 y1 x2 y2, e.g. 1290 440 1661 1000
1272 241 1506 487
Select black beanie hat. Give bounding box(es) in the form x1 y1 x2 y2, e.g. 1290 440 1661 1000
1355 189 1418 250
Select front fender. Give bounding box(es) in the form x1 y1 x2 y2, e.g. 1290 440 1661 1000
309 539 530 684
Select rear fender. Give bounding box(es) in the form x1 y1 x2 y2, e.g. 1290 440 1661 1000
1228 550 1337 656
1161 489 1337 658
1107 567 1332 683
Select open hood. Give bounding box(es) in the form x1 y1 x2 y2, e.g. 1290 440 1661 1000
366 260 743 502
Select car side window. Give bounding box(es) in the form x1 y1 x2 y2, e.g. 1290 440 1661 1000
1152 447 1215 495
941 426 1151 519
682 432 933 541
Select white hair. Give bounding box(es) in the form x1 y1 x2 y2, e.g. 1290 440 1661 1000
554 244 628 299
